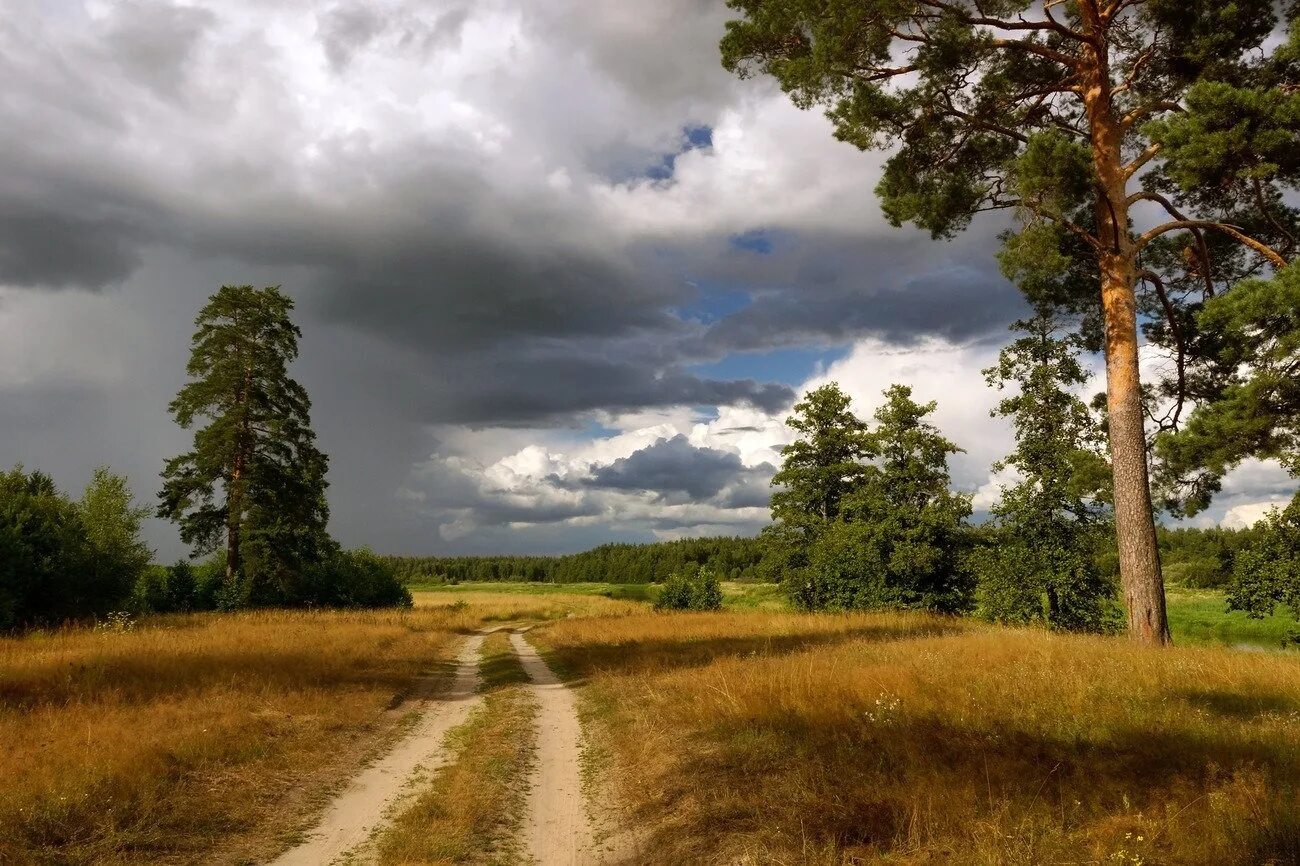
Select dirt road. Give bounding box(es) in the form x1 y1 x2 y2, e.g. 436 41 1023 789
511 631 599 865
267 628 609 865
270 634 486 865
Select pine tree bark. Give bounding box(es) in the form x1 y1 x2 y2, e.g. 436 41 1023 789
1080 7 1172 646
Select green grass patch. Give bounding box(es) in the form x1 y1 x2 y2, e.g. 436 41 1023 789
414 580 1297 650
412 580 792 611
1167 587 1299 649
409 581 655 602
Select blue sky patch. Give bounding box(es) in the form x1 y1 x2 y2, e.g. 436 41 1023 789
730 229 775 254
636 124 714 182
690 345 849 387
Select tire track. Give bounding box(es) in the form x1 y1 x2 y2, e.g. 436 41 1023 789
270 633 485 865
511 631 599 866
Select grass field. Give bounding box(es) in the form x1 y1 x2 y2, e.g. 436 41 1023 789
6 583 1298 863
414 580 1299 648
536 610 1300 864
0 597 589 865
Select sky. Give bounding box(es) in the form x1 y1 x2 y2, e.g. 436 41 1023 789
1 0 1293 559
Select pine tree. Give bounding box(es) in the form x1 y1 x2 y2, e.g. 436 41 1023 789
720 1 1300 644
974 309 1118 631
1156 262 1300 516
827 385 973 613
763 383 873 594
159 285 331 607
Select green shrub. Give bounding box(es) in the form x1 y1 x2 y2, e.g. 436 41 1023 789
297 548 413 609
133 561 201 614
1228 500 1300 622
969 533 1121 634
655 567 722 611
1164 558 1229 589
0 466 150 631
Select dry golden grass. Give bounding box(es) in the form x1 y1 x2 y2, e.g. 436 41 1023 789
0 595 590 865
411 590 644 622
537 610 1300 865
375 631 536 865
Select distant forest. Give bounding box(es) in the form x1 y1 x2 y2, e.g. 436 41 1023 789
385 525 1260 588
384 536 767 584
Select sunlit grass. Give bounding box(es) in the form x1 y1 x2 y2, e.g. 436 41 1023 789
538 610 1300 864
0 594 602 864
1167 586 1299 649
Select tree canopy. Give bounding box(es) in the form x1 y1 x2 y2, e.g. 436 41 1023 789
721 0 1300 644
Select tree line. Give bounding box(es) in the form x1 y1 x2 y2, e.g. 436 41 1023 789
1 285 407 631
384 535 767 585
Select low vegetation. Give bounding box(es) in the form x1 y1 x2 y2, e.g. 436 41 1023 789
538 610 1300 864
0 597 566 865
374 631 536 865
654 567 723 611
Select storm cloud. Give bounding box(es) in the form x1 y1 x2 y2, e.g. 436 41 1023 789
3 0 1280 556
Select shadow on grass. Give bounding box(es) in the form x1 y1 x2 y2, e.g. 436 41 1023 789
630 708 1300 863
1174 687 1298 720
0 649 464 712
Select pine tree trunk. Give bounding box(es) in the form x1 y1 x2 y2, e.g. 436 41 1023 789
1080 14 1171 646
1100 252 1170 645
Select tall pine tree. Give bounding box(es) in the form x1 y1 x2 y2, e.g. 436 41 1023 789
159 285 331 607
720 1 1300 644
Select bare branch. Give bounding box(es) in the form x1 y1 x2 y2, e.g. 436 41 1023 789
1120 100 1181 131
1139 268 1186 430
1135 218 1288 267
1124 142 1161 179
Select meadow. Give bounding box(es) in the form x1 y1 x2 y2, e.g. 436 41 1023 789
416 580 1299 648
537 609 1300 864
0 595 633 865
4 584 1297 864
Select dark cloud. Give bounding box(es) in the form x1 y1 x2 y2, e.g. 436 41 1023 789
0 0 1150 558
675 231 1030 356
0 205 143 290
318 5 385 73
585 435 770 501
103 1 216 99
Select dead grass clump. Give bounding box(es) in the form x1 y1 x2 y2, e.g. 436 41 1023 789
539 611 1300 864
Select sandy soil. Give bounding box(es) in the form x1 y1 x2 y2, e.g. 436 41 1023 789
269 634 486 865
511 631 600 866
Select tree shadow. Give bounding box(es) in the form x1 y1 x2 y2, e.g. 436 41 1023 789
1173 687 1298 720
628 708 1300 863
